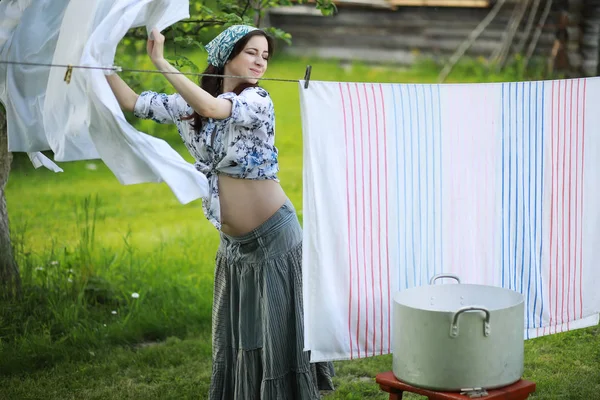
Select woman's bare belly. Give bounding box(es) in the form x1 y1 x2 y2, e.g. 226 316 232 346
217 175 288 236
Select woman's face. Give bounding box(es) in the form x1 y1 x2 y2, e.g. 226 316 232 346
225 35 269 83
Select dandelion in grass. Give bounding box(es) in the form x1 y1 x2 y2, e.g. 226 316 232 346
131 292 140 299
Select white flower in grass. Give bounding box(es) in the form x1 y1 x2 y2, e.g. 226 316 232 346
67 278 73 283
103 324 107 327
131 292 140 299
68 269 75 274
111 310 117 315
35 267 44 271
50 260 59 266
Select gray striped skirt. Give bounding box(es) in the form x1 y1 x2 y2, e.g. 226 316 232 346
209 199 335 400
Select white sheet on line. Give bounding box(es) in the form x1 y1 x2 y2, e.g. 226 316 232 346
300 79 600 362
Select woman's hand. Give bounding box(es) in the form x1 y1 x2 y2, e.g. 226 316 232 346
147 28 166 66
144 27 232 119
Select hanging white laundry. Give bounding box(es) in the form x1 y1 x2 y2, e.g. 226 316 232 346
27 152 64 173
0 0 32 58
42 0 184 163
300 79 600 362
0 0 62 172
0 0 69 152
0 0 210 204
81 0 209 203
41 0 106 162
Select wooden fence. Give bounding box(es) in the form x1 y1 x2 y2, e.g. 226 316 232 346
267 0 594 77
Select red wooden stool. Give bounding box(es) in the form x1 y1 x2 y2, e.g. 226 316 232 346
376 371 536 400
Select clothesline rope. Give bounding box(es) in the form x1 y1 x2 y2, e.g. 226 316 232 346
0 60 303 83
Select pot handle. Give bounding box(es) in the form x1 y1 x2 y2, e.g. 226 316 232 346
429 274 461 285
449 306 491 338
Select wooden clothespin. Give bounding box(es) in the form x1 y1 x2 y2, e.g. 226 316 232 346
64 64 73 84
304 65 312 89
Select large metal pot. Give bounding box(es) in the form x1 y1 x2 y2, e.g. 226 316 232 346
392 274 524 391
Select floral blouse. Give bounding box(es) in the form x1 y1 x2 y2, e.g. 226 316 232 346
133 86 279 230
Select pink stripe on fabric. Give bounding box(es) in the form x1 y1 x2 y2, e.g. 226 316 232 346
371 84 383 355
566 79 574 330
579 79 586 319
354 83 369 356
561 79 567 331
346 83 361 358
373 85 381 353
339 83 354 359
574 79 580 323
549 80 556 334
362 84 376 357
379 84 391 353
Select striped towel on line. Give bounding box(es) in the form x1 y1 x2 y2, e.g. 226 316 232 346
299 78 600 363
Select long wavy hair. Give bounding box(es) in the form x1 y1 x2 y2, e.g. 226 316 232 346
187 30 274 134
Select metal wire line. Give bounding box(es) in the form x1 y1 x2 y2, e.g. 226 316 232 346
0 59 303 83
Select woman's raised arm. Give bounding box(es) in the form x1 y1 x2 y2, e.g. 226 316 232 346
106 74 139 113
147 28 233 120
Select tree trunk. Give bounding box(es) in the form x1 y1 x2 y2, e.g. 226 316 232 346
0 108 20 300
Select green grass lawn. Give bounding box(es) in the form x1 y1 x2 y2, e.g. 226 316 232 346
1 54 598 399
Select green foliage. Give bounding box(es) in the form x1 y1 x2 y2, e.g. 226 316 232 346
110 0 335 95
121 0 335 68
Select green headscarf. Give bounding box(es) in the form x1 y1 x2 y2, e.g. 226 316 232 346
205 25 258 68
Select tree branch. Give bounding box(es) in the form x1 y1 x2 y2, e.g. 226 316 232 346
241 0 251 18
178 19 229 24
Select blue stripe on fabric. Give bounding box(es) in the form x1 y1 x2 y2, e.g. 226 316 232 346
526 81 534 337
538 81 545 328
532 80 539 329
501 83 506 288
423 85 430 283
399 85 410 290
429 85 436 277
521 82 526 295
507 81 512 290
513 82 519 291
413 84 422 287
407 85 416 288
508 82 513 289
392 84 402 291
437 85 443 276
